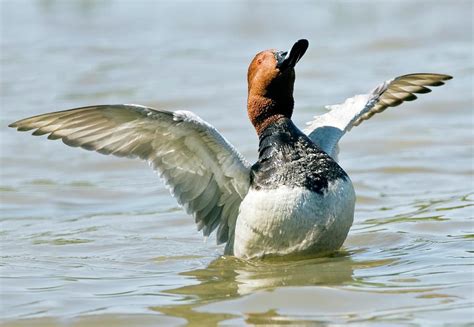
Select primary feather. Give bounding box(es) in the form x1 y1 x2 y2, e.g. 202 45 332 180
304 73 452 160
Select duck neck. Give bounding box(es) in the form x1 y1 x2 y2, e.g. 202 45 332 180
247 94 294 135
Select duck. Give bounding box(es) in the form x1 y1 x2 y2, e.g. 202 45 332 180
9 39 452 259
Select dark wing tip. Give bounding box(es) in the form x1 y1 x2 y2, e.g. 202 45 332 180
397 73 453 81
404 93 418 101
10 123 35 132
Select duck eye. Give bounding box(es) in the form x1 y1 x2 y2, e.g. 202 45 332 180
274 51 288 67
276 51 287 60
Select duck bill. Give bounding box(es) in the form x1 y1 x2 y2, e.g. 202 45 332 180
276 39 309 71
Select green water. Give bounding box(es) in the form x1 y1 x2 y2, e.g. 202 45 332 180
1 1 473 325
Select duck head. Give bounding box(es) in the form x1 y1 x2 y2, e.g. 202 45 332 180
247 39 309 134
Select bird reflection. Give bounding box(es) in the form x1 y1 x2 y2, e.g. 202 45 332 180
151 251 357 325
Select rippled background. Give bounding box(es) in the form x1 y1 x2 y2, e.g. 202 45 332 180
1 1 473 325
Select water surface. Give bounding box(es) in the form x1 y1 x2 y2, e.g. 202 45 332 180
1 1 473 325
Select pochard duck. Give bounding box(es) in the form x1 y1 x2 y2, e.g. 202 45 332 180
9 39 452 259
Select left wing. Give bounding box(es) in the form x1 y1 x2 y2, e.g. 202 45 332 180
304 73 452 160
9 104 251 246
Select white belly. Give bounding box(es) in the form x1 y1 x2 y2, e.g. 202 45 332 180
233 178 355 259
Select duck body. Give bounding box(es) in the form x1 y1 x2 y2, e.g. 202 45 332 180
233 117 355 259
9 39 452 260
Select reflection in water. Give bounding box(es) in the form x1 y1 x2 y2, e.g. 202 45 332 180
151 252 395 324
147 191 473 324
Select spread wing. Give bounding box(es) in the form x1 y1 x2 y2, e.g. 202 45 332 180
9 104 251 244
304 73 452 160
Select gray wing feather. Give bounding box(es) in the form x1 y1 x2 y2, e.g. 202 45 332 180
9 104 251 244
304 73 452 160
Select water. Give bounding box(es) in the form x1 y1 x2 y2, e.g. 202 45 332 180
1 1 473 325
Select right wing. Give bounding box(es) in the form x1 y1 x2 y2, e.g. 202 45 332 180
9 104 251 244
304 73 452 160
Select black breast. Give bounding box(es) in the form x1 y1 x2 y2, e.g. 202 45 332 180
250 118 348 194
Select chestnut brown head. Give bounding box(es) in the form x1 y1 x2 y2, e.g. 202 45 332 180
247 39 309 134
